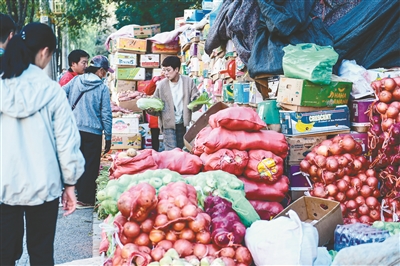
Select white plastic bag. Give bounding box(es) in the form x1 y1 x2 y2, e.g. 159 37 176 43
245 209 319 265
338 59 374 99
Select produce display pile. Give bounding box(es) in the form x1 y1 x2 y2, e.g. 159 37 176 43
300 135 382 224
367 77 400 222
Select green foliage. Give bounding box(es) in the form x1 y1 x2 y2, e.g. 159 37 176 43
113 0 202 31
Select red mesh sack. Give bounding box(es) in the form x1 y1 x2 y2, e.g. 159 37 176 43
109 149 158 179
201 149 249 176
192 126 213 156
239 176 289 202
249 200 284 220
244 150 284 183
209 107 266 131
203 127 288 158
153 148 203 175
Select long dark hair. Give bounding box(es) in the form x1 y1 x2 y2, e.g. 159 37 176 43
1 22 56 79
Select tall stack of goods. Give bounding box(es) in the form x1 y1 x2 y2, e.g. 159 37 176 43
192 106 290 220
367 75 400 221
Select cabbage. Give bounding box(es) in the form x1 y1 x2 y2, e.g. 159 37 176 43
137 97 164 111
187 92 213 110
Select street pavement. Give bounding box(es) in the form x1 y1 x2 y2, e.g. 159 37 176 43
16 207 100 266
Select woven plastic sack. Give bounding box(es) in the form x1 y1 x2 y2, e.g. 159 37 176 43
200 149 248 176
282 43 339 85
209 106 266 131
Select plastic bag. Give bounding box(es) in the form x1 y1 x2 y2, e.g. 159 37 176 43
338 59 375 99
282 43 339 85
245 210 319 265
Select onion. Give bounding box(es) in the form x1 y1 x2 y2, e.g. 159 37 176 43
235 246 253 266
156 240 173 251
173 221 186 231
329 143 343 155
338 156 349 168
350 177 362 191
174 195 189 208
309 165 318 177
345 188 358 200
340 137 356 152
336 168 345 179
322 171 336 185
157 200 171 214
300 160 311 173
312 186 328 198
123 221 141 239
149 229 165 243
342 175 351 183
386 106 399 119
181 204 198 218
165 231 178 242
315 155 327 168
360 185 372 198
335 192 346 202
359 215 373 224
393 88 400 101
326 184 339 197
340 203 347 215
355 195 365 206
196 231 211 244
352 159 362 172
326 157 339 172
365 169 375 177
382 78 397 92
305 152 317 164
220 247 235 259
207 244 220 257
134 232 150 247
369 209 380 221
189 214 207 233
316 145 330 157
372 190 380 198
332 135 343 143
343 153 354 162
337 179 349 192
346 200 358 211
155 214 169 227
140 218 154 234
150 247 165 261
379 90 393 103
167 206 182 220
382 118 394 131
321 139 333 147
376 102 388 115
358 204 370 216
180 228 196 242
174 239 193 257
366 176 379 189
317 168 323 179
353 143 363 156
193 243 208 259
365 196 379 209
349 218 360 224
221 257 236 266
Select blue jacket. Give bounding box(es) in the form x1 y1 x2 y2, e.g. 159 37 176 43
62 73 112 140
0 65 85 205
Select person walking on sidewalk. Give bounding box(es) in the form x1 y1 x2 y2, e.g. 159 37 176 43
59 49 89 86
147 56 202 150
63 55 113 207
0 22 85 266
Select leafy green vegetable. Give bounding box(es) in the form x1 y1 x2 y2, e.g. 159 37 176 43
137 97 164 111
187 92 213 110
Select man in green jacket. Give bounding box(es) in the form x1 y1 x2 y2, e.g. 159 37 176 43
148 56 202 150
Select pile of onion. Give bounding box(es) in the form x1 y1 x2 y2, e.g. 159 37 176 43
300 135 382 224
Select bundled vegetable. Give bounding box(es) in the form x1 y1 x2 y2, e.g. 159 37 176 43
137 97 164 111
118 90 145 102
204 196 246 248
372 220 400 236
300 135 382 224
187 91 213 110
117 182 158 222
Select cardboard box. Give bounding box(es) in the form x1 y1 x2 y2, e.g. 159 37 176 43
112 115 139 134
133 24 161 39
184 9 211 23
137 80 151 93
151 41 180 55
152 68 163 77
367 67 400 82
175 17 186 29
110 133 142 150
117 98 141 113
116 67 145 81
349 98 374 132
114 52 138 67
115 80 137 93
275 196 343 246
279 106 351 136
286 136 327 164
279 103 334 112
112 37 147 54
277 75 352 107
183 102 229 151
140 54 160 68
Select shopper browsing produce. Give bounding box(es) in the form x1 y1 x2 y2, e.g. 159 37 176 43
0 22 85 265
146 56 202 150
